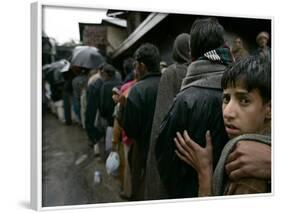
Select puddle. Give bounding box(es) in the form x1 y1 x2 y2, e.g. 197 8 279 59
52 152 64 157
75 154 88 165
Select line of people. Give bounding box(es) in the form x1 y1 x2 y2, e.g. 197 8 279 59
43 17 272 202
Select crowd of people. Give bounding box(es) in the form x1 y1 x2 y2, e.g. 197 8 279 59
43 17 272 202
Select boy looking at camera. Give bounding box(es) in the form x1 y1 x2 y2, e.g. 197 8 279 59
174 55 271 196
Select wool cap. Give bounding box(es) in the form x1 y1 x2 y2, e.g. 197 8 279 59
256 31 269 42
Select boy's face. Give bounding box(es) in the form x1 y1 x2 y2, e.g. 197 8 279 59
222 83 271 139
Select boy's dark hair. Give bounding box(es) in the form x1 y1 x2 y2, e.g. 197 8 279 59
134 43 160 72
190 17 225 60
123 57 135 75
221 55 271 104
102 63 116 78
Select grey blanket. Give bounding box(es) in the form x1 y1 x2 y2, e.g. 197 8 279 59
213 134 271 196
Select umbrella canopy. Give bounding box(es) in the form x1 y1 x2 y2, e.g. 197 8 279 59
71 46 105 70
43 59 70 74
43 59 70 85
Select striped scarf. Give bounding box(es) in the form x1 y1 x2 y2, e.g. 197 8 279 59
199 46 233 65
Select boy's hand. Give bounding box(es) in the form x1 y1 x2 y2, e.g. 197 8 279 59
174 130 213 175
225 141 271 180
174 130 213 196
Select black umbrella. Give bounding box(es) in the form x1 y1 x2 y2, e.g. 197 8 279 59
43 59 70 84
43 59 70 102
71 46 105 70
43 59 70 73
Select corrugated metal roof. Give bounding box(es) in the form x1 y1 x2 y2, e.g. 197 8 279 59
111 13 168 59
103 18 127 28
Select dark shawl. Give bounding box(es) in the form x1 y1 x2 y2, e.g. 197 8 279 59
122 73 161 170
155 60 229 198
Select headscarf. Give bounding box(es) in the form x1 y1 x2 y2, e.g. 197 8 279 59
172 33 191 64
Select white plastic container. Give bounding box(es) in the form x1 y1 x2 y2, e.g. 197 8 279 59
54 100 65 123
94 171 102 185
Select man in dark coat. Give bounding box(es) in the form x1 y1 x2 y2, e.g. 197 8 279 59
99 64 122 127
144 33 191 200
72 66 90 123
122 43 161 200
62 67 75 125
155 18 231 198
85 67 104 146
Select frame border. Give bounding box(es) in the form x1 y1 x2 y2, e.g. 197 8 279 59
30 1 274 211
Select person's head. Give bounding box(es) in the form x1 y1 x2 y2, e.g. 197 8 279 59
71 65 90 76
190 17 225 60
132 60 141 81
172 33 191 63
123 57 135 76
160 61 167 73
112 86 121 103
221 55 271 139
233 37 243 49
134 43 160 77
256 31 269 48
101 63 116 80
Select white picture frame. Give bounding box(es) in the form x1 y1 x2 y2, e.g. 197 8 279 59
30 1 274 211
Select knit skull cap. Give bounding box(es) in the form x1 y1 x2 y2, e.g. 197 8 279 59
256 31 269 42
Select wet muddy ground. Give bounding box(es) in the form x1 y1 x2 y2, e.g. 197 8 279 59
42 113 125 207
